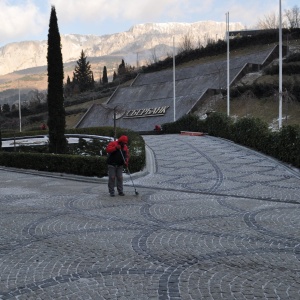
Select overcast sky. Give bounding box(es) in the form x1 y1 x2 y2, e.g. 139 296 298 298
0 0 298 46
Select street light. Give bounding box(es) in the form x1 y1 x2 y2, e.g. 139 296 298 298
18 80 22 132
279 0 283 129
173 36 176 122
226 12 230 117
101 104 125 140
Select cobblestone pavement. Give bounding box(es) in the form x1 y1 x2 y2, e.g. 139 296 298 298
0 135 300 300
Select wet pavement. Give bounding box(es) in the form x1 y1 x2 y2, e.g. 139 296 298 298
0 134 300 299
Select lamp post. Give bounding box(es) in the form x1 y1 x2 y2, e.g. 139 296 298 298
113 106 117 140
18 80 22 132
279 0 283 129
226 12 230 117
173 36 176 122
101 104 124 140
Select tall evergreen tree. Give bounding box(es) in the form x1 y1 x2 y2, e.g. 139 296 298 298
102 66 108 84
2 103 10 113
47 6 67 154
66 75 71 85
91 72 95 88
72 72 77 83
64 75 72 97
118 59 126 75
113 71 117 81
74 50 94 92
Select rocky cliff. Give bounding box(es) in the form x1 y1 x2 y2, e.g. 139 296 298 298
0 21 244 76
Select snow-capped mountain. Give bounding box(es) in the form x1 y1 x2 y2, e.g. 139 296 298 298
0 21 245 76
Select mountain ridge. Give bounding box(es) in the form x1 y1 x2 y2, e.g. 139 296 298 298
0 21 245 77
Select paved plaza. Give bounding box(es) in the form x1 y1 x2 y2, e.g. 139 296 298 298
0 134 300 299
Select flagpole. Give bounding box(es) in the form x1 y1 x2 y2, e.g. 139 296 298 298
173 36 176 122
226 12 230 117
18 80 22 132
279 0 283 129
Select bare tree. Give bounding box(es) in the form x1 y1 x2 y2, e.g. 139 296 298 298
203 33 210 46
30 89 46 106
285 5 300 29
256 12 280 29
196 37 202 49
177 34 194 54
147 47 159 65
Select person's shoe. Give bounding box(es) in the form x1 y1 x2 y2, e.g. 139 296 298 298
118 192 125 196
110 193 115 197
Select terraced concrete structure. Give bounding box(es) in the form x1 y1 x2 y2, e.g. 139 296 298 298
77 45 280 132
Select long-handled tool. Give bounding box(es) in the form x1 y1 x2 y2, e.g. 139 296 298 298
119 149 139 195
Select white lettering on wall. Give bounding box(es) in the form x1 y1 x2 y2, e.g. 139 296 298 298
124 106 170 118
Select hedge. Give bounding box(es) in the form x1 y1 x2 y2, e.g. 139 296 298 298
162 114 207 133
0 152 107 177
275 125 300 167
0 127 146 177
204 112 233 138
230 117 270 151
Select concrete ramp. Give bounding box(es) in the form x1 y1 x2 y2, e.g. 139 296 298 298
76 46 280 131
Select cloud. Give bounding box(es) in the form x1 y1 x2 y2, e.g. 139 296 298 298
49 0 206 24
0 0 47 44
47 0 299 29
0 0 297 46
227 1 278 27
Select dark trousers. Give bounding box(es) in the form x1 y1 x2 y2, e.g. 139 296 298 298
108 165 124 194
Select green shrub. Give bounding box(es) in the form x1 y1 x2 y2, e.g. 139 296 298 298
162 114 206 133
0 152 107 177
231 83 276 98
205 112 233 139
126 135 146 173
276 125 300 167
252 83 277 97
264 62 300 75
1 130 47 139
285 52 300 63
231 117 269 151
292 79 300 102
264 131 280 158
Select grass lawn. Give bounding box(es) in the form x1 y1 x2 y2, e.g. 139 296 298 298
214 96 300 129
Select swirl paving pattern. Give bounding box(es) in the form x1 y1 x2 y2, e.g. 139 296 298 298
0 135 300 299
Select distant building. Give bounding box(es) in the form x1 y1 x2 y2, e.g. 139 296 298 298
229 29 278 39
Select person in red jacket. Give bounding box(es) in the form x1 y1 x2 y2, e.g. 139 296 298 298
106 135 130 197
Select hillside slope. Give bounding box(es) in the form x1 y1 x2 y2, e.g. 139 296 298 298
1 36 300 132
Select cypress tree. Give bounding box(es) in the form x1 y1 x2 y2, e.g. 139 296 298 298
118 59 126 75
102 66 108 84
64 75 72 97
113 71 117 81
66 75 71 85
91 72 95 88
47 6 67 154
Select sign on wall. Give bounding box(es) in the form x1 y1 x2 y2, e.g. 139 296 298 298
123 106 170 118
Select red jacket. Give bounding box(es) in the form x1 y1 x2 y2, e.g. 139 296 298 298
106 140 130 166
